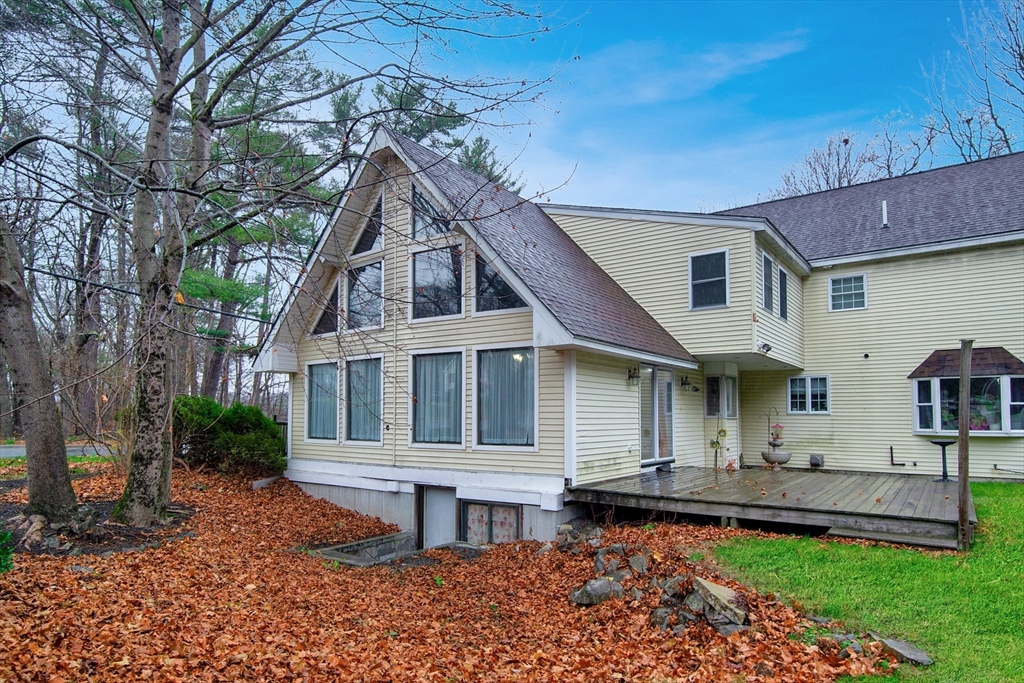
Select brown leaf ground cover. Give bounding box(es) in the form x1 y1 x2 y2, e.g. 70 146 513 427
0 468 895 681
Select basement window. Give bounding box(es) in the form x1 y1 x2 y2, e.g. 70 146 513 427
462 501 520 544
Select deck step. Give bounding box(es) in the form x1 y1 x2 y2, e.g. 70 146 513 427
826 526 959 550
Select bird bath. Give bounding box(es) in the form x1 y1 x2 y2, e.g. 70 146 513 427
760 419 791 470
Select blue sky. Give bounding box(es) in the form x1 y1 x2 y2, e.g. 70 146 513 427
464 0 975 211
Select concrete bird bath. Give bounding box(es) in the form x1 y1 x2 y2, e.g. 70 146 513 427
760 417 791 470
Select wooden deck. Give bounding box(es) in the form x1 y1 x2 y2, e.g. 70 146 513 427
569 466 976 549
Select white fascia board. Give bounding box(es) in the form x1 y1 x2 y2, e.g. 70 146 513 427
809 230 1024 268
558 338 698 369
284 457 566 495
253 344 298 373
254 131 389 360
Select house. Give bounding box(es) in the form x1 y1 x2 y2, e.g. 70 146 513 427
255 130 1023 546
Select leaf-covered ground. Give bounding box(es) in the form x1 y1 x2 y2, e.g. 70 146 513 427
0 469 896 681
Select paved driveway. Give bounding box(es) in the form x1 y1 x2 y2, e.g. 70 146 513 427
0 444 112 459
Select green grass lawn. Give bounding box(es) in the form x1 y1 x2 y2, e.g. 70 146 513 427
715 482 1024 682
0 455 111 480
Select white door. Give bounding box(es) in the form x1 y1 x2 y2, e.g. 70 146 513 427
422 487 457 548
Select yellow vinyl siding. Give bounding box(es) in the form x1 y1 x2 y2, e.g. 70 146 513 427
288 158 564 476
575 352 640 484
739 243 1024 478
550 214 755 356
675 366 706 466
755 240 804 368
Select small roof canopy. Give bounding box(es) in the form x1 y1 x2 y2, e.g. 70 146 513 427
907 347 1024 379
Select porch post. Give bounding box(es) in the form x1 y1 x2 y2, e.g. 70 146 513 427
957 339 973 550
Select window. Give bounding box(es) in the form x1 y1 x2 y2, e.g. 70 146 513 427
346 358 382 442
1011 377 1024 431
412 246 462 319
689 251 728 309
353 197 384 254
779 268 789 320
311 281 338 335
789 376 829 414
475 255 527 312
477 348 534 447
915 376 1024 433
346 261 383 330
462 502 519 544
412 186 449 238
829 275 866 310
762 254 773 312
412 352 462 444
705 375 738 418
307 362 338 440
915 379 934 430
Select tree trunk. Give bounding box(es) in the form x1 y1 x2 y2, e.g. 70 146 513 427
199 238 241 398
0 218 77 520
0 344 13 439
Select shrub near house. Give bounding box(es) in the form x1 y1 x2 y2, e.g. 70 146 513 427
173 396 286 475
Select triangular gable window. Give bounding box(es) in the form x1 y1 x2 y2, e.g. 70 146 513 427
353 197 384 254
475 255 527 312
312 280 339 335
412 185 450 238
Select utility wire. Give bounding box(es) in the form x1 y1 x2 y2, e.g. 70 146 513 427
23 266 270 325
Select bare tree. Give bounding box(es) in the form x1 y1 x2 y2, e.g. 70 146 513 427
769 132 882 199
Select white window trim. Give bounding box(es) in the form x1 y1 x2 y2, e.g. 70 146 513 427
306 272 343 339
471 341 540 453
778 266 790 321
762 253 774 313
343 258 385 333
641 366 677 466
342 352 385 447
703 374 739 419
688 248 730 311
827 273 868 312
407 346 467 449
471 251 532 318
912 375 1024 436
408 237 467 325
304 359 340 444
349 188 386 258
787 375 831 415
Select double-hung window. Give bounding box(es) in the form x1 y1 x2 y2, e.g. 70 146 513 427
346 358 382 442
705 375 738 418
346 261 383 330
477 347 535 447
914 376 1024 433
412 246 462 319
829 275 866 310
411 352 462 444
689 251 728 309
762 254 774 312
307 362 338 440
789 376 829 414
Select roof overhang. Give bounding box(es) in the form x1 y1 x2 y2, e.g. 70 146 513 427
810 230 1024 269
908 347 1024 379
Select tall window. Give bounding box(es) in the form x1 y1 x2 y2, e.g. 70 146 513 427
346 262 383 330
412 352 462 444
353 197 384 254
475 255 527 312
762 254 773 312
705 375 737 418
307 362 338 440
412 186 449 238
779 268 789 320
477 348 534 446
690 251 728 309
346 358 382 442
829 275 866 310
789 376 829 414
413 247 462 319
311 281 338 335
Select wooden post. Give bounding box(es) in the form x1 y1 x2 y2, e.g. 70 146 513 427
957 339 973 550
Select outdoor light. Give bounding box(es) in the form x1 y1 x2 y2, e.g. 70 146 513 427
679 375 700 392
627 365 641 386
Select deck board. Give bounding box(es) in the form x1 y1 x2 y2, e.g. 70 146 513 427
569 466 972 546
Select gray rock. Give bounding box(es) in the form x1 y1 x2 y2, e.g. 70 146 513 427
874 636 934 666
570 547 582 555
716 623 749 637
628 554 648 575
570 579 621 606
671 624 691 636
677 609 700 623
807 615 832 625
557 523 574 536
100 551 114 559
68 547 82 557
630 587 644 602
70 565 93 573
705 607 733 626
608 543 626 555
649 577 660 590
179 531 197 539
606 558 621 572
42 535 60 549
594 554 607 574
608 581 625 600
649 607 673 630
683 591 706 614
839 642 864 659
535 542 554 556
693 577 746 625
589 527 604 538
607 569 632 583
587 538 602 548
661 575 688 598
831 633 858 646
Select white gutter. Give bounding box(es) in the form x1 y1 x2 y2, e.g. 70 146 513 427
810 230 1024 268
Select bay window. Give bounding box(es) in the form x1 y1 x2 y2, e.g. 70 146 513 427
477 348 535 447
914 376 1024 434
705 375 738 418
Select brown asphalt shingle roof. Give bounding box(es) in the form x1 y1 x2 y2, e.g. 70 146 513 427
908 347 1024 379
717 153 1024 261
388 131 696 364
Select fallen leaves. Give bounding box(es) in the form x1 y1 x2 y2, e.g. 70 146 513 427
0 468 895 681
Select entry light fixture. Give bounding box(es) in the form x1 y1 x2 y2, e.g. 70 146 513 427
679 375 700 392
627 365 642 386
757 342 773 353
